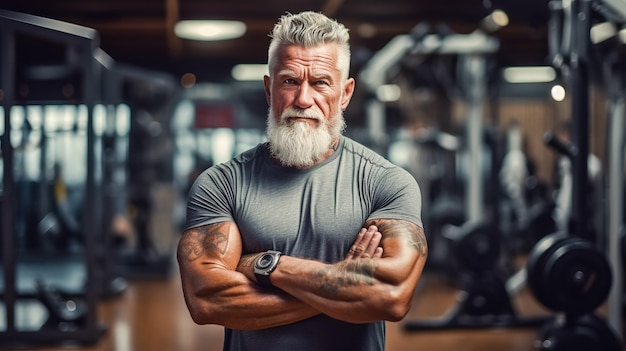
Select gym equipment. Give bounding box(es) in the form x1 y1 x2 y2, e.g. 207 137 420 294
361 19 499 278
35 279 87 331
0 13 101 344
590 9 626 338
0 10 125 346
112 66 179 280
527 233 612 316
405 221 549 331
446 222 501 273
522 1 624 348
363 15 554 332
411 129 465 273
526 233 620 350
498 121 557 253
535 314 621 351
361 20 499 222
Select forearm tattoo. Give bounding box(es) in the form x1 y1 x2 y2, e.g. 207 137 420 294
367 219 427 257
315 260 377 295
179 223 229 262
237 254 258 269
312 219 426 295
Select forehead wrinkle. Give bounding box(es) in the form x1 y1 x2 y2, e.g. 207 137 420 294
278 46 337 69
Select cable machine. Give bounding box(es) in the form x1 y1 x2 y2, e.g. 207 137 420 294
361 12 555 331
360 14 501 227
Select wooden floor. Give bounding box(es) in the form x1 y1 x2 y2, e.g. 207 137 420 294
8 256 576 351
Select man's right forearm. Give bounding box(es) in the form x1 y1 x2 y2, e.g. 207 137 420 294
178 222 320 330
181 263 319 330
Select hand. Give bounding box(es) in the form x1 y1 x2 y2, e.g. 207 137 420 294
346 225 383 259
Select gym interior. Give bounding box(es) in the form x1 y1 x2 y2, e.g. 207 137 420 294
1 0 626 350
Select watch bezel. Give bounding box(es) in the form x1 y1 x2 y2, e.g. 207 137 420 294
254 250 282 286
256 254 275 270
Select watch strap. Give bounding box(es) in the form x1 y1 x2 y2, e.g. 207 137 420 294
256 272 273 287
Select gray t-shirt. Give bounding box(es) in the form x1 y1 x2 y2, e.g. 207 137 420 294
185 136 422 351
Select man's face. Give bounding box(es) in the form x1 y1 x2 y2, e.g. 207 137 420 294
264 43 354 168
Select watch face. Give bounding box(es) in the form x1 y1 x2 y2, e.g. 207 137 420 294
257 254 274 269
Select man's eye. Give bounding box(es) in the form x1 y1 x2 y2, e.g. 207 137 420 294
315 81 329 86
284 79 296 84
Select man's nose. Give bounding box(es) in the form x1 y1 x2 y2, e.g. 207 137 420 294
294 83 314 109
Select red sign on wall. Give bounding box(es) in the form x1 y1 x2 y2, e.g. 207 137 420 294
194 102 235 129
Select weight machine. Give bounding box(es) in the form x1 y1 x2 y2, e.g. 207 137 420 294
588 4 626 341
362 13 553 331
361 23 496 221
522 0 625 349
0 10 105 346
0 9 179 346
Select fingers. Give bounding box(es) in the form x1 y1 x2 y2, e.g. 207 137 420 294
346 225 383 259
373 246 383 259
363 227 381 257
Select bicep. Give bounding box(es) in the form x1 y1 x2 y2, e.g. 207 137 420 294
177 221 242 271
364 218 427 285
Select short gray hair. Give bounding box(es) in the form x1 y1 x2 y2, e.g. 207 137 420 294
267 11 351 80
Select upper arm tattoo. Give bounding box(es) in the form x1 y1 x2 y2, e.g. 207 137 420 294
178 222 230 263
366 219 427 257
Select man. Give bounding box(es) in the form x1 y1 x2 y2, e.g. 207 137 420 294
177 11 427 351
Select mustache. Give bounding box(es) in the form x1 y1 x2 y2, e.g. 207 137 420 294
280 108 324 121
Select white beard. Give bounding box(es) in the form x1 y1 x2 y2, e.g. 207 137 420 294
266 106 345 168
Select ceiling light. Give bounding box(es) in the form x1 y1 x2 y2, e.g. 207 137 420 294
174 20 246 41
180 72 197 88
376 84 401 102
503 66 556 83
481 9 509 32
551 84 566 102
231 64 268 81
590 22 617 44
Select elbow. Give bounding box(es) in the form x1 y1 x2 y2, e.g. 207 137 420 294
386 302 410 322
183 290 222 325
385 300 411 322
190 313 208 325
186 300 215 325
379 288 412 322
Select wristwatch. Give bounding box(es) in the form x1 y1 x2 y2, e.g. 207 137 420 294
254 250 282 287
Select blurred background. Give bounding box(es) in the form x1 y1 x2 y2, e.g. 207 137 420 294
1 0 626 350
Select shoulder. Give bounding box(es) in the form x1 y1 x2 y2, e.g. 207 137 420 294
340 137 416 182
233 142 266 164
340 136 394 170
209 143 264 173
195 143 265 186
339 137 418 189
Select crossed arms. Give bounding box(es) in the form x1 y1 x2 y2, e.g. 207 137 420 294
177 218 427 330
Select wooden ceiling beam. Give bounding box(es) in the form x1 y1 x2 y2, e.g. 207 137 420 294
322 0 345 17
165 0 182 58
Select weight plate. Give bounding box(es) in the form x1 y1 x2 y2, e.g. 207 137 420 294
526 232 570 309
542 239 612 314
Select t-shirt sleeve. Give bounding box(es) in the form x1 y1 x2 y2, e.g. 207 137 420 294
184 167 235 231
367 166 423 228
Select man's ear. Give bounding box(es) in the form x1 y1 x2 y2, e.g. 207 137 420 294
341 78 355 110
264 75 271 106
